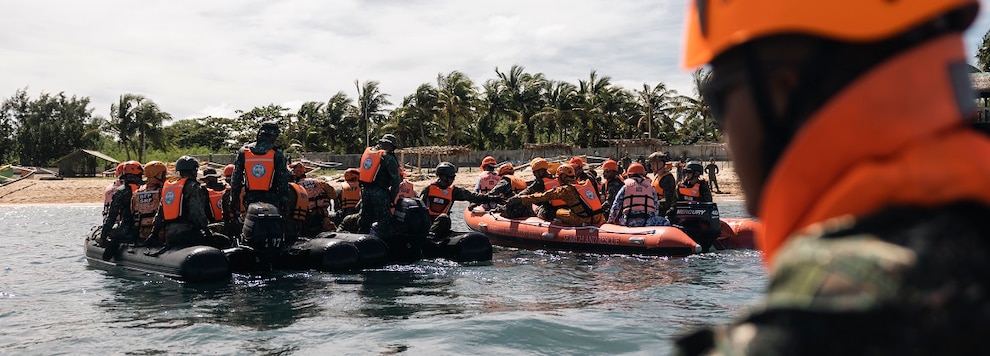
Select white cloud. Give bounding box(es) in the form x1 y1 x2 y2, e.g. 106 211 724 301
2 0 988 122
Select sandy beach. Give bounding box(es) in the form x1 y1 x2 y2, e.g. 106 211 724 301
0 163 742 205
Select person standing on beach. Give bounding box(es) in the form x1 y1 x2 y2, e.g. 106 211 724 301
704 159 721 193
356 133 401 237
675 0 990 354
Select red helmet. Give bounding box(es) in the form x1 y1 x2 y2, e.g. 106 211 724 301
569 156 585 168
223 164 235 177
143 161 167 181
344 168 360 181
480 156 497 170
497 163 515 176
120 160 143 176
556 164 576 180
601 159 618 172
289 162 306 177
114 162 125 177
626 162 646 176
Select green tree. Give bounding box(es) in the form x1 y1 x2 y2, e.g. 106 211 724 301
676 68 720 144
107 94 145 160
355 80 392 147
492 65 547 146
436 71 478 146
533 81 579 143
388 84 442 148
162 117 232 152
234 104 294 147
5 89 95 166
133 99 169 162
635 82 681 142
978 28 990 72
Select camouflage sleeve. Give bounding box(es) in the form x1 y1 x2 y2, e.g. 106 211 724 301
229 149 246 209
185 180 210 229
273 150 290 210
385 155 401 203
489 179 512 199
453 186 489 204
518 179 545 196
660 175 676 211
521 186 568 205
101 186 132 236
700 180 713 203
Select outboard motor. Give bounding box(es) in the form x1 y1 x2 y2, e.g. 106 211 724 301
241 202 286 266
386 197 431 262
671 202 720 252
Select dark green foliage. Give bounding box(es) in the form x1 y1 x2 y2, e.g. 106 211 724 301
3 89 96 166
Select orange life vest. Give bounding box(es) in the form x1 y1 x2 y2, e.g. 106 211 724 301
542 177 566 208
394 179 416 205
297 178 327 210
339 181 361 209
426 184 454 217
206 187 226 222
358 147 385 184
620 177 656 215
570 179 603 217
161 178 188 221
476 171 501 194
131 184 161 230
244 149 275 191
678 181 702 201
288 182 309 221
758 34 990 264
506 175 528 194
652 171 671 198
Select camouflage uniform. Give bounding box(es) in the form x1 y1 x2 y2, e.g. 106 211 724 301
99 177 142 244
419 183 495 238
357 149 401 236
150 178 215 248
489 176 533 218
677 202 990 355
516 185 605 226
600 176 624 211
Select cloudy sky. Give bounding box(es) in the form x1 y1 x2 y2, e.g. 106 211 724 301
4 1 990 121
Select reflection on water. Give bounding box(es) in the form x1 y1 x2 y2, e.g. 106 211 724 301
2 202 766 354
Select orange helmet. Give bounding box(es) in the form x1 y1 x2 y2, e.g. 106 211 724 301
601 159 618 172
530 158 549 172
344 168 360 181
143 161 167 181
289 162 306 177
497 163 515 176
223 164 235 178
120 160 143 176
480 156 497 170
626 162 646 176
683 0 978 68
114 162 125 177
569 156 585 168
555 164 576 180
398 166 408 178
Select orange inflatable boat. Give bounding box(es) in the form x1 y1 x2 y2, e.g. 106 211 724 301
464 206 759 256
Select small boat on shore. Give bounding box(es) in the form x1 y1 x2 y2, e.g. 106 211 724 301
463 204 758 256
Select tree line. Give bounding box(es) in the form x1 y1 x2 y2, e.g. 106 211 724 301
2 65 721 166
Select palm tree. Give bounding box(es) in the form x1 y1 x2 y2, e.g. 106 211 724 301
533 80 579 142
978 28 990 72
108 93 145 160
575 71 619 147
493 65 546 145
635 82 680 141
435 71 478 146
676 68 719 144
355 80 392 147
133 99 169 162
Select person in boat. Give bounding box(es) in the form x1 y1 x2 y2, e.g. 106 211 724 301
599 159 624 211
149 156 227 249
99 160 144 246
289 161 337 236
474 155 500 195
284 174 310 240
220 163 241 238
506 164 605 227
333 167 361 227
200 167 228 225
420 162 501 239
356 133 402 236
674 161 713 204
228 121 290 233
647 152 677 214
569 156 598 185
487 163 530 216
674 0 990 354
606 162 670 227
132 161 167 245
704 159 722 194
102 162 126 217
507 157 556 219
393 167 417 208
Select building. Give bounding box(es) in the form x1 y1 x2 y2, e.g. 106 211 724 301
56 150 119 177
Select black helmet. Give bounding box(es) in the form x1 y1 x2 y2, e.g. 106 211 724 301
379 134 397 146
436 162 456 177
175 155 199 172
259 121 280 137
686 161 704 173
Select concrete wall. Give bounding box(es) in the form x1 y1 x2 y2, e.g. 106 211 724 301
192 143 731 172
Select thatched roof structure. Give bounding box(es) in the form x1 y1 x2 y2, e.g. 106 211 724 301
604 138 669 148
396 145 471 173
972 73 990 97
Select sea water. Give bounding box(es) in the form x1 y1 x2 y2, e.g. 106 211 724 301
0 199 765 355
